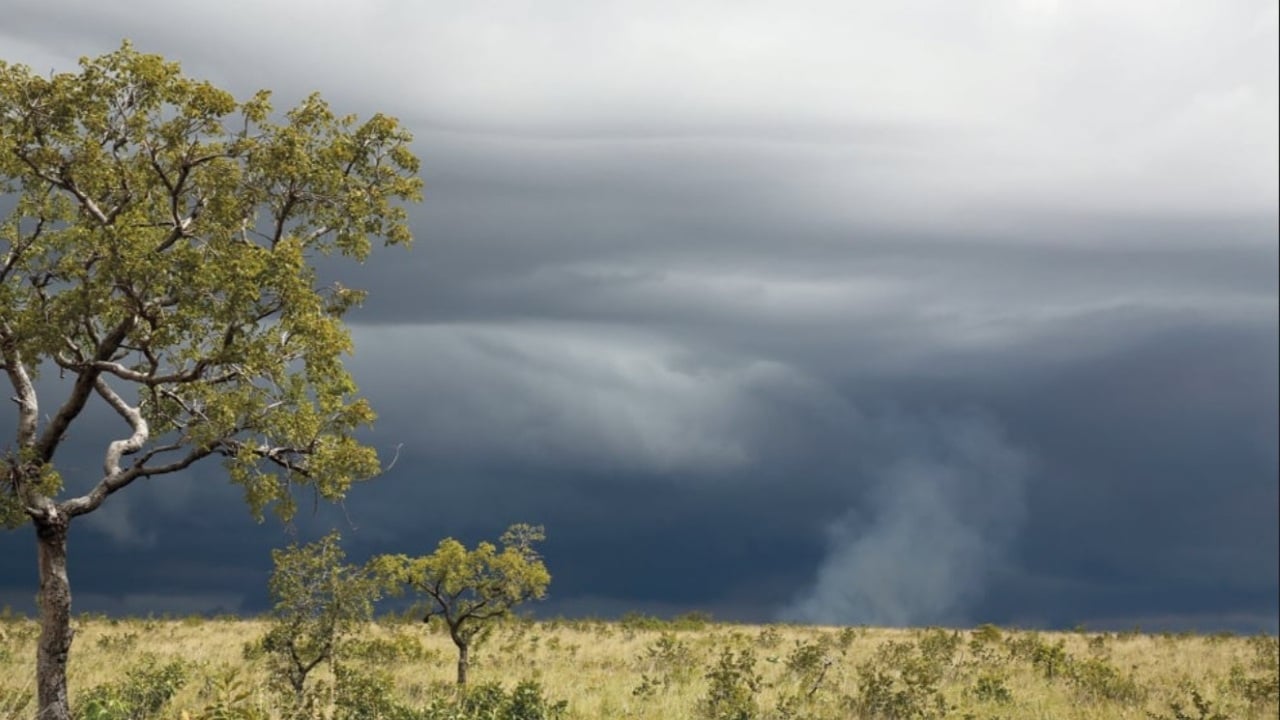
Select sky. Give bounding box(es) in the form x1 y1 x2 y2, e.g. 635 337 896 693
1 0 1277 631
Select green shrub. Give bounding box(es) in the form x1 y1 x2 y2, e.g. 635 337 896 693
784 638 837 698
849 640 949 720
347 633 429 664
1066 656 1146 705
969 672 1013 705
194 665 269 720
73 654 188 720
332 665 423 720
413 680 566 720
697 647 762 720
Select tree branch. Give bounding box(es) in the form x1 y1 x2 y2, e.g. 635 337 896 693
36 315 135 462
0 323 39 447
91 375 148 477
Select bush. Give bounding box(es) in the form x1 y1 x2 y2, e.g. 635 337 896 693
332 665 423 720
969 672 1013 705
73 654 188 720
697 647 762 720
849 640 949 720
1067 656 1146 705
417 680 566 720
194 665 269 720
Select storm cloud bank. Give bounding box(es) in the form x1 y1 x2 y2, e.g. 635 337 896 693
0 1 1275 630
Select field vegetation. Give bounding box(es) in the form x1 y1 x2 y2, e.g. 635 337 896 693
0 610 1275 720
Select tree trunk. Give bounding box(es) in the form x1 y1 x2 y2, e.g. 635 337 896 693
456 640 469 686
36 513 74 720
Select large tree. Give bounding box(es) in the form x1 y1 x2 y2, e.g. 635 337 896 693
0 43 420 719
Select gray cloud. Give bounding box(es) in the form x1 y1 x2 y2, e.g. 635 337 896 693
0 1 1275 630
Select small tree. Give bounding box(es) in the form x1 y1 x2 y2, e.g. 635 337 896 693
373 524 551 686
0 43 420 720
263 531 375 700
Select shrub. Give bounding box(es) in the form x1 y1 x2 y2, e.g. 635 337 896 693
784 638 837 698
969 672 1013 705
416 680 565 720
697 647 762 720
73 654 188 720
332 665 423 720
1066 656 1146 705
849 640 949 720
194 665 269 720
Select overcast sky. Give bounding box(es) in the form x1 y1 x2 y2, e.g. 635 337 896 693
2 0 1277 631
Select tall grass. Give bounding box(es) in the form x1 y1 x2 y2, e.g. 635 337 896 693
0 613 1275 719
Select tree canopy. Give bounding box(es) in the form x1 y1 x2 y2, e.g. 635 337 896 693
0 42 421 526
374 524 552 685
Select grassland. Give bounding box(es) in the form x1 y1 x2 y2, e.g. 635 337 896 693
1 613 1276 719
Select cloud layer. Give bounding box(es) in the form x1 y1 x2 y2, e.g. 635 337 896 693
0 0 1275 630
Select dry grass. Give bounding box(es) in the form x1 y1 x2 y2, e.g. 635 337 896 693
1 614 1276 719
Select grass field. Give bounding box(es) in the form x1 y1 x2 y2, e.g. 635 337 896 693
1 613 1276 719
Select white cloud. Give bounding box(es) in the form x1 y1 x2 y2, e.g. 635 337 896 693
4 0 1274 216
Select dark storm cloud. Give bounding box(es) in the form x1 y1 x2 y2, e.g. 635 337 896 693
1 1 1276 630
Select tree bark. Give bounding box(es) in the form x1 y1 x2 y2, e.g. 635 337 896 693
456 640 469 686
36 513 73 720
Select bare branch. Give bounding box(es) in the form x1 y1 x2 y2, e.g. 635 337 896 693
91 375 149 478
75 358 209 386
0 323 39 447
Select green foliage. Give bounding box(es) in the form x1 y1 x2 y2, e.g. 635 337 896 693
1066 656 1146 705
262 531 377 697
970 623 1003 646
373 524 551 685
850 639 950 720
783 636 839 699
697 647 762 720
915 628 962 675
346 633 430 664
194 665 270 720
414 680 567 720
331 665 420 720
504 680 570 720
633 632 699 697
72 654 188 720
1 40 420 527
968 672 1014 705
